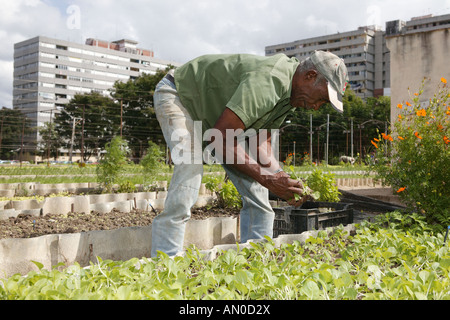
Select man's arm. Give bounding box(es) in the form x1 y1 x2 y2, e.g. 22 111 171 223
213 108 307 206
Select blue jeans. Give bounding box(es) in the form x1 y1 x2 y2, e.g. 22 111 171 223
151 74 274 257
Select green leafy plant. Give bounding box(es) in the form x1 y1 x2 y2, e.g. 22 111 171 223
1 221 449 300
370 79 449 231
117 180 136 194
140 141 164 191
304 169 341 202
218 180 242 209
96 136 130 193
203 175 242 209
283 155 320 201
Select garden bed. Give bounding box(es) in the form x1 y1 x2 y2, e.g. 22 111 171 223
0 206 239 240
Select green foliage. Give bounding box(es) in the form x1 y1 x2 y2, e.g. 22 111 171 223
0 107 34 160
110 67 172 158
218 180 242 209
38 122 64 161
54 92 121 162
2 222 450 300
369 210 433 235
305 169 341 202
140 141 164 190
203 175 222 193
282 89 390 164
370 80 449 230
96 137 130 193
117 180 136 193
204 175 242 209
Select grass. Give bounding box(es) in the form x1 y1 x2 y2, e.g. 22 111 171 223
0 163 371 185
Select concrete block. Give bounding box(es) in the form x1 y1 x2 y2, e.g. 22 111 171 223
0 209 18 220
0 200 10 210
0 190 15 198
156 191 168 199
0 183 18 190
10 199 44 210
42 197 73 215
73 195 90 214
184 217 237 250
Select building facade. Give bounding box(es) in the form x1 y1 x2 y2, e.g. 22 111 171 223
385 14 450 125
13 36 180 160
265 26 391 99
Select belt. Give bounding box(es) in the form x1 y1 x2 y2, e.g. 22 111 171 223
165 73 176 86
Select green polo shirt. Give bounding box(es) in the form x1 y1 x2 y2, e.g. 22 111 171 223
173 53 299 132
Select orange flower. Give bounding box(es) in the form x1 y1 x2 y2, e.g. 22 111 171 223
398 136 405 140
373 138 380 142
416 109 426 117
382 133 393 141
414 132 423 139
397 104 403 109
442 77 448 84
396 187 406 193
406 102 412 107
444 136 450 145
437 124 443 130
398 114 403 120
371 140 378 149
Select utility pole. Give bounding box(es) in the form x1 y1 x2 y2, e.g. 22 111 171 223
120 99 123 137
47 110 53 167
81 104 85 164
293 141 296 166
69 117 81 163
20 118 25 168
309 114 313 160
0 116 3 158
351 118 354 159
326 114 329 165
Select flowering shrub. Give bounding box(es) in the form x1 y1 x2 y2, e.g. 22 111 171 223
371 79 449 231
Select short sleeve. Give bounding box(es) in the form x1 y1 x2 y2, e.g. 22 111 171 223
225 72 285 129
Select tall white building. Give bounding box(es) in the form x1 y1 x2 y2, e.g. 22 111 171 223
265 26 391 99
13 36 180 157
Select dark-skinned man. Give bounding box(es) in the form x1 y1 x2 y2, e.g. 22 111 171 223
151 50 348 257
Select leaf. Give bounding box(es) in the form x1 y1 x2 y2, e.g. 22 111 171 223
345 288 358 300
414 291 427 300
301 280 320 299
235 270 248 285
31 260 44 270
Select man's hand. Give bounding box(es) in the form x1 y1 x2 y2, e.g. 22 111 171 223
266 171 308 207
212 108 311 207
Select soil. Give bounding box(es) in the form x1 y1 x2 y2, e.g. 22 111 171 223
0 190 400 240
0 206 240 240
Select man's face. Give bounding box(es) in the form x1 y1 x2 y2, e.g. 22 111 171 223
290 70 330 110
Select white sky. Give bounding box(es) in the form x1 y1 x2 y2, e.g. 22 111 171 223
1 0 449 108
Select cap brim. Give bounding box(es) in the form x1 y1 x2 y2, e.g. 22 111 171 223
327 82 343 112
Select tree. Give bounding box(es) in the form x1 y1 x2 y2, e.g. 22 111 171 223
96 136 130 193
110 67 172 161
54 92 121 162
38 121 64 161
0 108 34 160
281 89 390 164
140 141 164 190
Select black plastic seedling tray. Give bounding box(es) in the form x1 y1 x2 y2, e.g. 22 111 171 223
273 201 353 237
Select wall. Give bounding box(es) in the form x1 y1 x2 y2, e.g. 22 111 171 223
386 28 450 124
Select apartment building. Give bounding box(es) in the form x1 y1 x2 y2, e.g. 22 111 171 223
265 26 390 99
385 13 450 125
13 36 180 158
